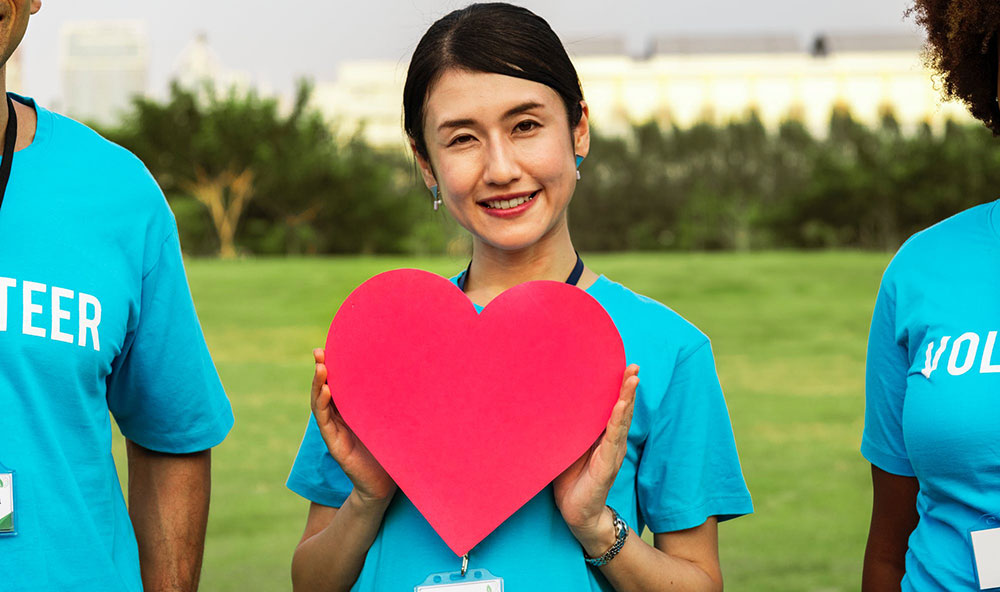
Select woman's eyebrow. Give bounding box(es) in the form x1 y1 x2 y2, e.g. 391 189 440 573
437 101 546 132
438 117 476 132
502 101 544 118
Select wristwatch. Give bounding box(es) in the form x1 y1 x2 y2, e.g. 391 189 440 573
583 505 629 567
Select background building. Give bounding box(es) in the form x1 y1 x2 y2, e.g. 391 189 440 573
172 32 251 96
313 31 971 149
59 21 149 126
312 60 410 147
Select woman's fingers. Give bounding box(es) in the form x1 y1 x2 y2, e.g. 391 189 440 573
620 366 639 434
595 365 640 473
621 364 639 396
596 401 626 469
310 350 340 436
312 363 327 400
612 364 639 440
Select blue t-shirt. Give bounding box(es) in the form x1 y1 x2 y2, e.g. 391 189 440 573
862 199 1000 591
0 98 234 591
288 274 752 590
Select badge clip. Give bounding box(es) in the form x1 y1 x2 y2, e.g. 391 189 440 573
0 462 16 537
969 514 1000 590
414 553 504 591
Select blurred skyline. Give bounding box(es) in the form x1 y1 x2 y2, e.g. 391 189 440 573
20 0 918 108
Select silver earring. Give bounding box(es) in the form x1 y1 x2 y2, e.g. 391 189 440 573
575 154 584 180
431 185 442 211
576 170 581 180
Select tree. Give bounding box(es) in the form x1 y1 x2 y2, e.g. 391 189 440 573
104 81 426 257
182 167 253 258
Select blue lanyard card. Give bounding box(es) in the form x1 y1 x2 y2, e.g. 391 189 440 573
414 568 503 592
0 466 15 536
970 515 1000 590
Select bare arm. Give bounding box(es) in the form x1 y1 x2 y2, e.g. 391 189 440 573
290 349 397 591
291 496 391 591
126 440 211 592
582 516 722 591
862 465 919 592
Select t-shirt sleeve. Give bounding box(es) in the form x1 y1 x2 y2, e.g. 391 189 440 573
286 415 354 507
106 226 234 453
861 275 915 477
636 341 753 533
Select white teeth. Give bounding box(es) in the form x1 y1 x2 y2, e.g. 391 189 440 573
484 193 535 209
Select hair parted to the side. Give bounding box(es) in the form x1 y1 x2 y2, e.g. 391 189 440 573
403 2 584 159
909 0 1000 134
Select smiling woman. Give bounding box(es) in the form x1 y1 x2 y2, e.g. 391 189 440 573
402 2 587 273
413 70 583 259
286 4 753 591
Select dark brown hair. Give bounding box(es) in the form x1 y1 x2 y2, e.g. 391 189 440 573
910 0 1000 133
402 3 584 159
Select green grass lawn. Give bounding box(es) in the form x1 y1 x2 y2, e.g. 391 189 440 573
113 251 891 591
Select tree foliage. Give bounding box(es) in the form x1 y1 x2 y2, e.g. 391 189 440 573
571 111 1000 252
103 87 1000 255
104 81 428 256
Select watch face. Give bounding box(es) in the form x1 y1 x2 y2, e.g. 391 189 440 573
615 517 627 540
609 508 627 539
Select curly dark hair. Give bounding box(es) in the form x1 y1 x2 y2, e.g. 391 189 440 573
909 0 1000 133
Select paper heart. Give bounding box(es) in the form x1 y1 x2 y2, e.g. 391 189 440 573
326 269 625 555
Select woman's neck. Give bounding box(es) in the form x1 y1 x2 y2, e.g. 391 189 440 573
463 225 598 306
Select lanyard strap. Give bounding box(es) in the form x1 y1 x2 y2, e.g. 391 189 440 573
456 252 585 291
0 94 17 212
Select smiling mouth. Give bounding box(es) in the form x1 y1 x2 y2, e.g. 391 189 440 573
480 191 538 210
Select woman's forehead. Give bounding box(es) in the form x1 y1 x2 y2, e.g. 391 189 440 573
424 69 563 126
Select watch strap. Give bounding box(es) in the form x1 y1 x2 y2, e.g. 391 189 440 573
583 505 629 567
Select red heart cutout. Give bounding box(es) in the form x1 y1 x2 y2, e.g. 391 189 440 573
326 269 625 555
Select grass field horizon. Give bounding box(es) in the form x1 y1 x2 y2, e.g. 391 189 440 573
114 251 891 591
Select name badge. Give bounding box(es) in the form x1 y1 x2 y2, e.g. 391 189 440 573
972 524 1000 590
414 568 503 592
0 468 15 536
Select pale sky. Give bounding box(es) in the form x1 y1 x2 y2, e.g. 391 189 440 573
20 0 919 106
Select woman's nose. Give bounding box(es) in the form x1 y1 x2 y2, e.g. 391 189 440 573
482 138 522 186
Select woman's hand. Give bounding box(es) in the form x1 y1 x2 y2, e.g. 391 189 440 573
552 364 639 554
310 348 397 506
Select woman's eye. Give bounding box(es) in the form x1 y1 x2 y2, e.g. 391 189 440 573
515 120 538 133
449 134 474 146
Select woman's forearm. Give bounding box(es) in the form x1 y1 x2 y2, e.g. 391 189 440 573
291 493 390 592
572 516 722 592
597 533 721 592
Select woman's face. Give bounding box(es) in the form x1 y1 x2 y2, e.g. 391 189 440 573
415 68 589 252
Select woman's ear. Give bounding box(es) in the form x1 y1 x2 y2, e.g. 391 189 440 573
411 140 438 190
573 100 591 160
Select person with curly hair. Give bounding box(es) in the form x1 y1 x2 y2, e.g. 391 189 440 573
862 2 1000 590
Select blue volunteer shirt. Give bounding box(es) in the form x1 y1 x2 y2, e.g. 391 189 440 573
863 199 1000 591
0 97 234 591
288 274 752 590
